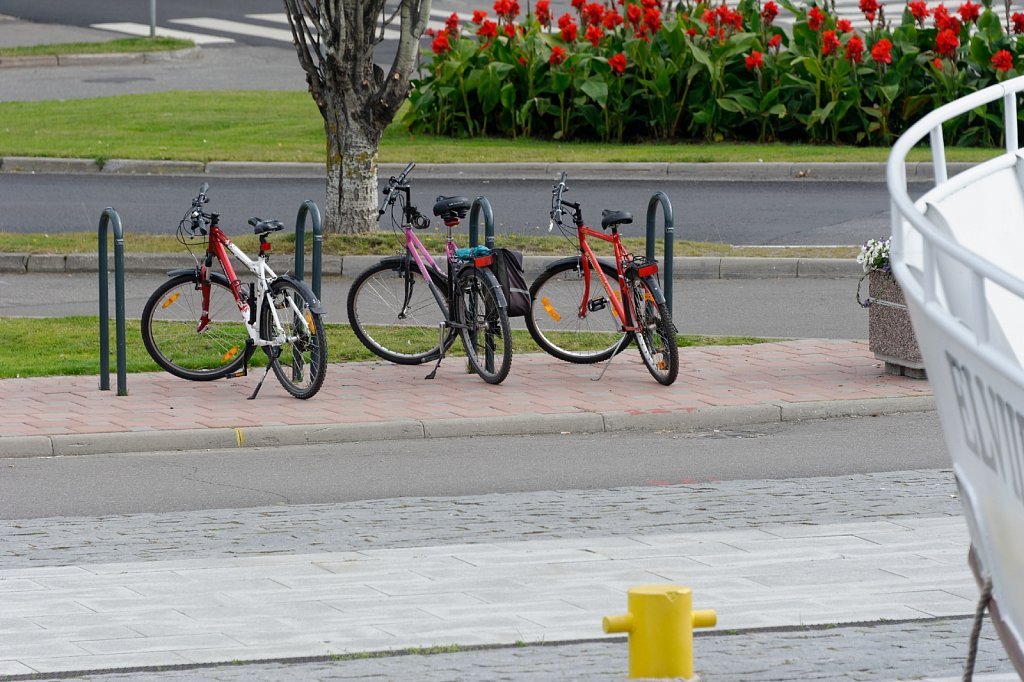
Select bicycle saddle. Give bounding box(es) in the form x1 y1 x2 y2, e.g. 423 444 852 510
601 209 633 229
433 196 472 221
249 218 285 235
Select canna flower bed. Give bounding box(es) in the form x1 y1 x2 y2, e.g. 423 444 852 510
405 0 1024 145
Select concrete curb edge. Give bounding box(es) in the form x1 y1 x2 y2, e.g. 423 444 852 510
0 396 935 458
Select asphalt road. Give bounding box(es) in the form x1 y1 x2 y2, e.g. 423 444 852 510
0 172 899 246
0 412 947 519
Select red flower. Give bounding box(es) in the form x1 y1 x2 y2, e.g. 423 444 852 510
745 50 764 69
845 34 864 62
821 29 840 55
644 7 662 31
558 14 579 41
708 25 718 37
571 0 585 9
935 28 959 56
549 45 567 65
503 22 516 37
932 57 944 68
687 26 697 36
583 2 605 25
1014 11 1024 32
762 1 779 25
627 3 643 25
477 19 498 38
446 12 460 33
585 23 603 45
933 4 952 28
720 5 743 29
535 0 551 26
493 0 520 20
871 37 892 63
908 1 929 24
608 52 627 73
768 33 783 49
808 6 825 30
859 0 878 22
431 29 450 54
518 55 528 66
958 0 980 22
472 9 488 24
992 49 1014 71
603 10 624 28
837 18 852 32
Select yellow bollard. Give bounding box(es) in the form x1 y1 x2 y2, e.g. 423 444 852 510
603 584 716 680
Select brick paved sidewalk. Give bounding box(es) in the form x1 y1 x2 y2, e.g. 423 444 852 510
0 340 932 457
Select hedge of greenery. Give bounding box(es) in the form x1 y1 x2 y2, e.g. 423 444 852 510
403 0 1024 145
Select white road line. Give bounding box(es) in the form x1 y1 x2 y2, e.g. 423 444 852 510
168 17 296 43
90 22 235 45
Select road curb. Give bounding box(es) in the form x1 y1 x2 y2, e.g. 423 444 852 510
5 252 865 278
0 397 935 458
0 46 200 69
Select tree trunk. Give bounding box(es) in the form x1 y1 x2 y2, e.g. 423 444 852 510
325 115 381 234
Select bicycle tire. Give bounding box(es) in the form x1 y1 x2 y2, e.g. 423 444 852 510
261 278 328 399
141 273 252 381
628 277 679 386
347 259 456 365
525 258 630 364
455 267 512 384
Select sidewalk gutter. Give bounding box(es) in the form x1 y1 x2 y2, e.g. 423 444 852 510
2 253 865 278
0 157 975 182
0 395 935 458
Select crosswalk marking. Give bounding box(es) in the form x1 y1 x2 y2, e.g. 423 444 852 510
168 17 296 42
90 21 235 44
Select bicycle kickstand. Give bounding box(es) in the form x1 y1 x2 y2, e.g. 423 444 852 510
424 322 446 380
592 333 631 382
249 347 277 399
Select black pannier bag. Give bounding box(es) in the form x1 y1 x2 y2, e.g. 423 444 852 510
491 248 531 317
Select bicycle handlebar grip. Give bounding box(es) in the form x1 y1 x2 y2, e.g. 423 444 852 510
400 161 415 180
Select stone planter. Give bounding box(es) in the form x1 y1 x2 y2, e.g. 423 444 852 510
867 270 926 379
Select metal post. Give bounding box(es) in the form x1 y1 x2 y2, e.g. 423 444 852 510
294 200 323 299
149 0 157 37
98 207 127 396
646 192 675 314
469 196 495 250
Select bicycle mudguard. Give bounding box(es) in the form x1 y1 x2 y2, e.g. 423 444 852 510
640 275 668 305
541 255 616 274
165 267 231 288
476 267 508 308
271 274 324 314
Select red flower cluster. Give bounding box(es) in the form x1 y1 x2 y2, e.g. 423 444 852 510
558 13 578 41
432 29 451 54
472 9 487 23
585 23 603 46
446 12 460 33
535 0 551 26
992 49 1014 72
478 19 497 38
493 0 520 20
1013 11 1024 33
845 34 864 62
837 18 852 32
821 29 840 55
608 52 627 73
808 6 825 30
908 1 929 25
761 1 779 26
859 0 878 23
549 45 567 65
933 5 961 32
768 33 783 50
957 0 980 22
871 37 893 63
935 27 959 56
745 50 763 70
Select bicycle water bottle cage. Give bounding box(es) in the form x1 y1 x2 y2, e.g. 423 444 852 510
248 218 285 235
433 196 471 226
601 209 633 230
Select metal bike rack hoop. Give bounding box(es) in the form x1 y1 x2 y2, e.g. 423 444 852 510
469 196 495 250
645 191 675 314
294 199 323 299
98 207 128 396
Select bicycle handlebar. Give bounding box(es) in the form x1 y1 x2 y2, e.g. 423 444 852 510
549 171 568 231
378 161 417 219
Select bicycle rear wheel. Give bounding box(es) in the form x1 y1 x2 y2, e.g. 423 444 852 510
347 259 455 365
628 277 679 386
525 259 629 363
456 267 512 384
141 273 251 381
261 278 328 399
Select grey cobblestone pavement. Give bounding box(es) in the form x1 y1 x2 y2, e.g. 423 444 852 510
1 469 1017 680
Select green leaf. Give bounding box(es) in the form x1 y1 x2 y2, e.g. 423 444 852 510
580 78 609 106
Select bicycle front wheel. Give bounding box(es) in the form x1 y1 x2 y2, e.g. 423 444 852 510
346 259 455 365
261 279 328 399
456 267 512 385
141 273 251 381
628 277 679 386
525 259 629 363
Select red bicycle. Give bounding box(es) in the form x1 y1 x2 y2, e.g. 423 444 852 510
525 172 679 385
141 183 328 399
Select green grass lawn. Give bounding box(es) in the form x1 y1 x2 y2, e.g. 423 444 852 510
0 37 193 57
0 90 1006 165
0 316 768 379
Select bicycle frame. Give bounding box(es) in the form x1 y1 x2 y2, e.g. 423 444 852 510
200 224 306 348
